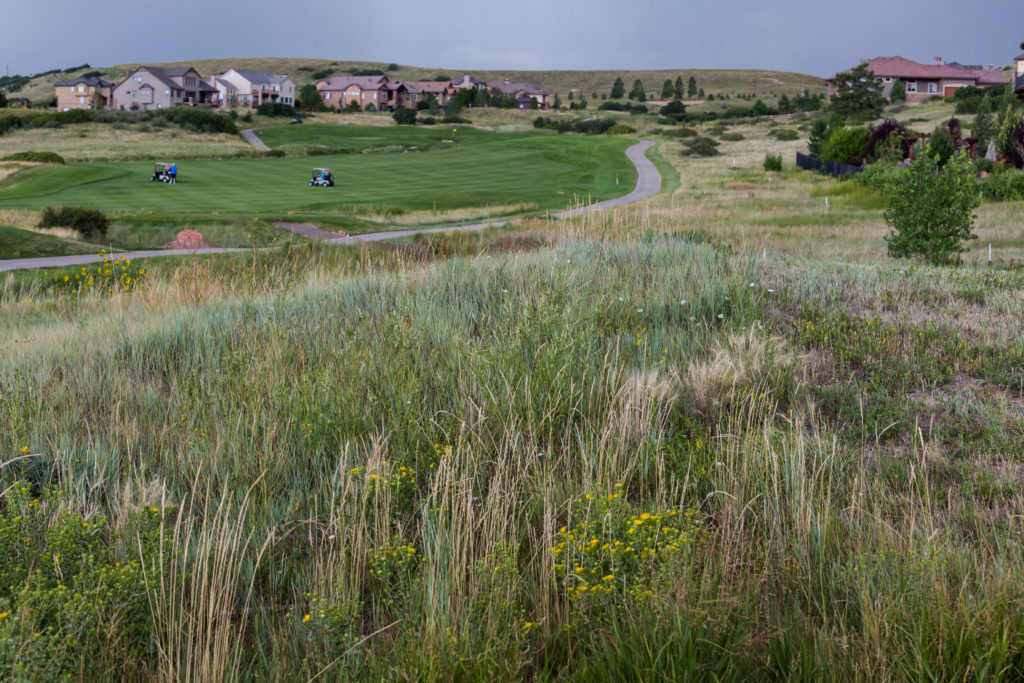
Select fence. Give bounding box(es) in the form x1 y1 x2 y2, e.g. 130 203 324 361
796 152 864 179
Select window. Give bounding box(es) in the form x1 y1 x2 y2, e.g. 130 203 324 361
927 83 937 93
906 81 917 92
165 89 170 96
78 85 85 92
325 92 331 100
79 96 84 104
883 77 892 82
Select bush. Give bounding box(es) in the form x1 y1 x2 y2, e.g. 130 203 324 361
928 125 954 167
38 206 109 239
441 114 470 124
855 161 905 195
661 127 698 138
659 100 687 122
2 151 65 164
392 108 417 125
606 124 636 135
420 116 436 125
819 126 871 165
865 119 910 162
256 102 297 117
884 149 980 264
682 137 720 157
763 154 782 171
719 132 744 141
160 107 237 134
979 168 1024 200
768 128 799 141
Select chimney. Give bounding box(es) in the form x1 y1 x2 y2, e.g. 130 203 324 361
934 57 943 65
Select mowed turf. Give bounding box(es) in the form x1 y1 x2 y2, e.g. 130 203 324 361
0 127 638 219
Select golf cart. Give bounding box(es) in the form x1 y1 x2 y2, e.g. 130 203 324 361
310 167 334 187
290 115 303 125
151 162 176 183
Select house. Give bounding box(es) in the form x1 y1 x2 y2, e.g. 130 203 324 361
210 69 296 108
401 81 456 108
449 74 487 90
486 79 549 108
54 76 115 111
828 56 1009 103
316 75 393 111
110 66 219 111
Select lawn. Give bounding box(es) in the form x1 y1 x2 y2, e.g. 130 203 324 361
0 224 98 258
0 127 637 232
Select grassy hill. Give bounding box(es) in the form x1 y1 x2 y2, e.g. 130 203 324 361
5 57 827 105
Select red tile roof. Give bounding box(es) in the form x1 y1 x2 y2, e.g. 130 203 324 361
831 56 1009 86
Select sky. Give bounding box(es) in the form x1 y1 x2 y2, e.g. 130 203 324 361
3 0 1023 79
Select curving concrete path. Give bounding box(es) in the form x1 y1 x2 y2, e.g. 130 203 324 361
240 128 270 151
0 141 660 273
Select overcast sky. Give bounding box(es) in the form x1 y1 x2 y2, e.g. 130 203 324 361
4 0 1022 78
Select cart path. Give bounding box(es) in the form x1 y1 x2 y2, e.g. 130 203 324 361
240 128 270 151
273 222 347 241
0 141 659 272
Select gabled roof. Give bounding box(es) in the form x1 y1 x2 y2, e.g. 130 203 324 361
830 56 1008 86
317 75 389 90
224 69 291 85
403 81 450 94
1015 54 1024 61
198 80 218 92
55 76 114 88
486 80 548 96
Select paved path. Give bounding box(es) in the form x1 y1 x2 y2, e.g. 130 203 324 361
240 128 270 151
0 141 660 272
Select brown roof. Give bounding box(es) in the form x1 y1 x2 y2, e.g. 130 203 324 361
317 75 389 91
403 81 450 94
830 56 1009 86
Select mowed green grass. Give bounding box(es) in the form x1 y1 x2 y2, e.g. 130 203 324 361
0 224 99 258
0 127 637 220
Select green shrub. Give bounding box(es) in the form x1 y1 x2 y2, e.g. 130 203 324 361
683 137 720 157
661 127 698 138
2 151 64 164
819 126 871 165
441 114 470 124
160 107 237 134
928 125 954 167
392 108 417 125
885 150 980 264
420 116 436 125
979 168 1024 200
38 206 109 239
768 128 799 141
607 124 636 135
719 132 744 142
855 161 905 196
256 102 297 117
763 153 782 171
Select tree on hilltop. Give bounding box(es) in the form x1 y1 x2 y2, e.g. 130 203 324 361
629 79 646 101
610 77 625 99
687 76 697 98
674 76 684 100
661 79 674 99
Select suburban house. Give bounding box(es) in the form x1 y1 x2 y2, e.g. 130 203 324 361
828 56 1009 103
110 66 219 111
54 76 115 111
316 75 394 111
486 79 549 108
449 74 487 90
210 69 296 108
402 81 456 108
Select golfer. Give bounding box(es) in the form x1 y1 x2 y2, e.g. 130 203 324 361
168 162 177 184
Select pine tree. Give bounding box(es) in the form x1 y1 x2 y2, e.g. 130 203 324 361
661 79 674 99
687 76 697 98
890 79 907 103
971 92 996 149
610 77 625 99
629 79 646 101
674 76 684 100
778 93 792 113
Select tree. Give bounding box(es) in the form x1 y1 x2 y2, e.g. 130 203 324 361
0 91 6 108
386 63 399 72
393 107 417 124
927 125 954 166
970 92 996 150
819 126 871 165
674 76 684 100
829 63 886 119
610 77 625 99
551 94 562 110
628 79 646 101
777 93 792 114
297 83 326 111
890 79 907 103
996 101 1023 160
660 79 674 99
808 114 843 157
687 76 697 98
884 148 980 265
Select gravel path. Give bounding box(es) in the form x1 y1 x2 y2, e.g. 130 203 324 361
0 140 661 272
240 128 270 151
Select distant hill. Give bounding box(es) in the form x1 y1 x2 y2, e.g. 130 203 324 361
4 57 827 105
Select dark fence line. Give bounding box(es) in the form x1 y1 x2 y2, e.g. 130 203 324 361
796 152 864 179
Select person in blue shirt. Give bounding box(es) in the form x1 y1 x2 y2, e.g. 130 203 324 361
168 162 177 183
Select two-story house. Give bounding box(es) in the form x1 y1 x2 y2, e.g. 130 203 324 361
210 69 296 108
486 79 549 109
110 66 219 111
54 76 115 111
316 75 394 111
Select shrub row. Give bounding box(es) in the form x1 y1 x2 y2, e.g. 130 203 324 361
532 116 619 135
38 206 109 239
2 151 65 164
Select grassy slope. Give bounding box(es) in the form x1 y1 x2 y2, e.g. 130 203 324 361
0 224 98 258
8 57 827 105
0 128 636 222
